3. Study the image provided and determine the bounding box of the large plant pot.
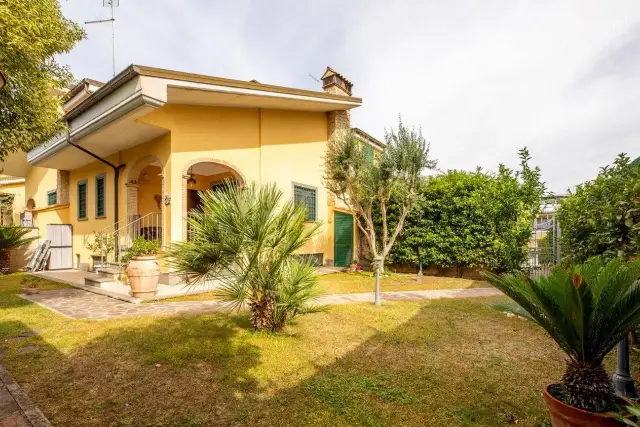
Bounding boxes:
[126,255,160,298]
[543,384,627,427]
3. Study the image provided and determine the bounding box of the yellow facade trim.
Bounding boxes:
[32,203,70,214]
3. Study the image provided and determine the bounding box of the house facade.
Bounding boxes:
[16,65,380,273]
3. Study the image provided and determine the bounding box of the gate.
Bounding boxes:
[46,224,73,270]
[526,217,560,277]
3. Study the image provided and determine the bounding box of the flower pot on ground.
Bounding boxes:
[123,237,161,298]
[483,257,640,427]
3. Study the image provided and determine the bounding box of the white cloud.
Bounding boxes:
[58,0,640,192]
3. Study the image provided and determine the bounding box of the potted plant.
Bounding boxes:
[483,257,640,427]
[85,232,115,271]
[122,237,161,298]
[349,259,361,272]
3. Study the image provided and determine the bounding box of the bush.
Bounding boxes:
[556,154,640,264]
[0,226,38,273]
[381,149,544,273]
[121,237,160,266]
[167,182,325,332]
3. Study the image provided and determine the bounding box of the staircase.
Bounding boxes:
[89,212,162,285]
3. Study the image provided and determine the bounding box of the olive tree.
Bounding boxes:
[324,117,437,272]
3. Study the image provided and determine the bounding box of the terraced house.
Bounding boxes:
[1,66,383,276]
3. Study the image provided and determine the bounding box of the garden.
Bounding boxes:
[1,123,640,427]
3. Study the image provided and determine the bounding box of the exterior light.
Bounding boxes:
[0,71,6,90]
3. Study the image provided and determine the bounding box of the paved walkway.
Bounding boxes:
[21,287,501,320]
[0,364,51,427]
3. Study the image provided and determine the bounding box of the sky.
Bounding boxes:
[56,0,640,194]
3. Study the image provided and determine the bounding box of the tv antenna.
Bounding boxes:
[85,0,119,77]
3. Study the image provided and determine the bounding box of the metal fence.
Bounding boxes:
[526,216,561,277]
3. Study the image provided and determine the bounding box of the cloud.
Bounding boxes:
[57,0,640,192]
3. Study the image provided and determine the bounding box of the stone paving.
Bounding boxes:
[0,364,51,427]
[22,287,502,320]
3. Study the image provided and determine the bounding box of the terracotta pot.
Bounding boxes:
[126,255,160,298]
[543,384,627,427]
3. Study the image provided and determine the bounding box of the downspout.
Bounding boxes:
[66,137,126,257]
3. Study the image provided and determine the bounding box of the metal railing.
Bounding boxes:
[95,212,162,269]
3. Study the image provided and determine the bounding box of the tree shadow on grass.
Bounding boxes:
[2,314,261,427]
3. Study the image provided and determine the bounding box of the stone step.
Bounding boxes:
[85,276,115,288]
[97,267,122,280]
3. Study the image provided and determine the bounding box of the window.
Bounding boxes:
[95,173,106,218]
[47,190,57,206]
[293,184,317,221]
[363,144,374,164]
[77,180,87,220]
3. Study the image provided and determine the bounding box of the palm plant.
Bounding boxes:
[484,257,640,413]
[168,182,325,332]
[0,226,38,273]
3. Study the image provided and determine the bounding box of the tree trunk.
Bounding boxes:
[562,360,615,412]
[249,295,274,331]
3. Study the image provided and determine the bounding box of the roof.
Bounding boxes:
[65,65,363,121]
[352,127,385,149]
[63,78,105,103]
[321,66,353,86]
[0,174,25,185]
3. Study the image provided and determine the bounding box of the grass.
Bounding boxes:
[0,273,636,426]
[158,271,491,303]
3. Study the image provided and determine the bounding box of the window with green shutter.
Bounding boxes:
[47,190,57,206]
[95,173,106,217]
[293,184,317,221]
[78,180,87,219]
[363,144,374,164]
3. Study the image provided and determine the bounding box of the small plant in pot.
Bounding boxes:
[85,232,115,271]
[483,257,640,427]
[122,237,161,298]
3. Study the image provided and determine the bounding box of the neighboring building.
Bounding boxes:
[0,174,26,225]
[15,65,380,273]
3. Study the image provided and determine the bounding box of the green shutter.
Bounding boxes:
[78,181,87,219]
[96,175,105,217]
[294,185,316,221]
[47,191,57,206]
[333,211,354,267]
[363,144,374,164]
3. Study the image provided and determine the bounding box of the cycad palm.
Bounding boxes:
[168,182,325,332]
[484,257,640,412]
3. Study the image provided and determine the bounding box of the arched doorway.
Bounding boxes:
[181,159,245,240]
[126,155,165,244]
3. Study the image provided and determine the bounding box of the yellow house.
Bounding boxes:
[19,65,382,277]
[0,174,26,225]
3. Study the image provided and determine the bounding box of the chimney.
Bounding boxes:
[323,66,352,151]
[321,66,353,96]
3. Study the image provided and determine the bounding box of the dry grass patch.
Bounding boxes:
[0,273,636,426]
[158,271,491,303]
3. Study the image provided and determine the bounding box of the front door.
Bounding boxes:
[46,224,73,270]
[333,211,354,267]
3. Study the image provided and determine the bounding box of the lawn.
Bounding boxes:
[159,271,491,303]
[0,273,635,426]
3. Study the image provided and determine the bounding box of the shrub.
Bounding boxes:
[382,149,544,273]
[556,153,640,264]
[121,237,160,266]
[0,226,38,273]
[167,182,325,332]
[484,257,640,412]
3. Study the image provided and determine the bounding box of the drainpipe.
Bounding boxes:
[67,139,126,258]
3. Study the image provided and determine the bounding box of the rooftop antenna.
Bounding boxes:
[85,0,119,77]
[308,74,320,83]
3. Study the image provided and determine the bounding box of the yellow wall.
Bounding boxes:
[25,103,351,268]
[25,167,58,211]
[137,165,163,217]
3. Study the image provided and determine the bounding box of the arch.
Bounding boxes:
[181,157,246,240]
[126,155,165,245]
[26,198,36,211]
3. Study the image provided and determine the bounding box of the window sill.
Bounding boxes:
[78,217,88,221]
[95,216,106,220]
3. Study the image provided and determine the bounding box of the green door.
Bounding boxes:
[334,211,354,267]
